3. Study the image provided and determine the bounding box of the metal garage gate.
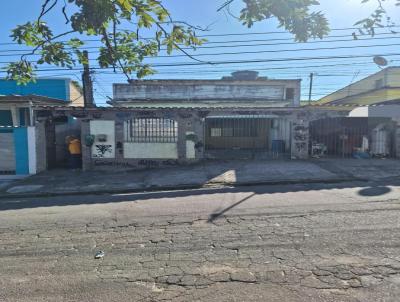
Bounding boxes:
[310,117,396,158]
[0,129,16,174]
[204,116,291,159]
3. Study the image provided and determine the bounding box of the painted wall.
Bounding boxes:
[13,127,29,175]
[0,79,70,101]
[350,105,400,118]
[186,132,196,159]
[0,126,45,175]
[90,120,115,158]
[69,82,84,106]
[27,126,37,175]
[387,68,400,87]
[319,67,400,104]
[124,142,178,159]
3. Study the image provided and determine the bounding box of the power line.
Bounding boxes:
[2,56,395,75]
[1,38,399,62]
[1,24,398,46]
[0,32,398,57]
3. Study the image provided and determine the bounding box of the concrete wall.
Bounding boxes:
[124,142,178,159]
[291,121,309,159]
[350,105,400,118]
[113,79,301,106]
[35,122,47,173]
[54,107,349,171]
[90,120,115,158]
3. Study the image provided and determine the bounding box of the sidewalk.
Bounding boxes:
[1,159,399,198]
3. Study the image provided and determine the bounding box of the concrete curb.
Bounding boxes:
[0,177,365,200]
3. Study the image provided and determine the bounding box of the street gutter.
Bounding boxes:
[0,177,365,200]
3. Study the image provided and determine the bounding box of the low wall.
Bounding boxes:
[50,107,351,171]
[124,142,178,159]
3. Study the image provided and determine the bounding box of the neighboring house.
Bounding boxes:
[0,79,84,175]
[0,78,84,126]
[317,66,400,106]
[0,95,68,127]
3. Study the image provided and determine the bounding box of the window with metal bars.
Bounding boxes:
[124,118,178,143]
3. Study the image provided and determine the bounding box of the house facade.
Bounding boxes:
[0,78,84,127]
[107,72,302,160]
[317,66,400,106]
[0,78,83,175]
[35,72,366,171]
[111,71,301,108]
[32,71,400,172]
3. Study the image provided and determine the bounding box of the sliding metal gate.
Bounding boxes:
[310,117,395,158]
[204,116,291,159]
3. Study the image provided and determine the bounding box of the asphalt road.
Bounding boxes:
[1,180,400,301]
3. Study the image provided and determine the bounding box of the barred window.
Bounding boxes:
[124,118,178,143]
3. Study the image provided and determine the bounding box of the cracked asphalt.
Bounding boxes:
[1,181,400,301]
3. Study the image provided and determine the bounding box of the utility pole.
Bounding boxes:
[308,72,314,105]
[82,50,95,108]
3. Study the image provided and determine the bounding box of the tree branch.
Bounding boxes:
[38,0,58,24]
[62,0,70,24]
[217,0,235,12]
[101,27,130,80]
[20,30,76,60]
[155,22,213,64]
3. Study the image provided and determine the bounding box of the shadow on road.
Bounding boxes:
[358,186,392,197]
[207,193,256,222]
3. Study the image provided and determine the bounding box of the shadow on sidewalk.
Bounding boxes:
[0,177,398,212]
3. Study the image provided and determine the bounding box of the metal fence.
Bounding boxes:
[310,117,395,158]
[124,118,178,143]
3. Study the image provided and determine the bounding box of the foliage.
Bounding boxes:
[353,0,399,37]
[6,0,400,84]
[218,0,329,42]
[7,0,206,84]
[220,0,398,40]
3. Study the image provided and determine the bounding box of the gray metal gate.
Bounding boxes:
[0,130,16,174]
[204,116,291,159]
[310,117,395,158]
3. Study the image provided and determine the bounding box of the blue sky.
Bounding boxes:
[0,0,399,104]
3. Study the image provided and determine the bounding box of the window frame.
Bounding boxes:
[124,118,178,143]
